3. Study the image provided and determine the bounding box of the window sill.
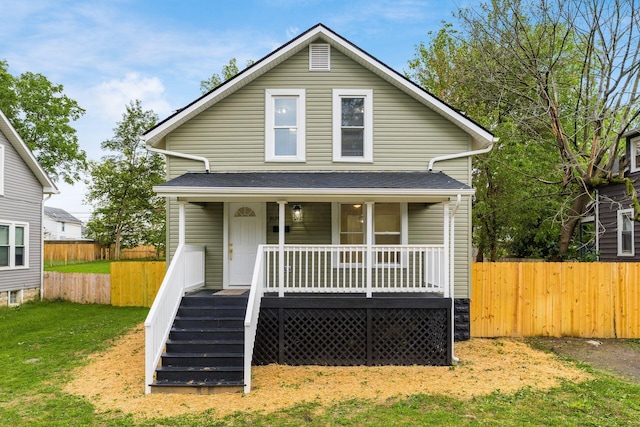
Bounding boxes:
[333,158,373,163]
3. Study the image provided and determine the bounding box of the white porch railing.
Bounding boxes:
[144,244,205,394]
[262,244,447,296]
[243,244,266,394]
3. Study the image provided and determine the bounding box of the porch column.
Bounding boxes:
[443,201,450,298]
[365,202,374,298]
[178,201,186,246]
[277,201,287,297]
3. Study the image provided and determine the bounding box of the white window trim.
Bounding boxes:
[0,144,5,196]
[617,208,635,257]
[331,202,407,267]
[0,220,29,270]
[332,89,373,163]
[265,89,306,162]
[631,136,640,173]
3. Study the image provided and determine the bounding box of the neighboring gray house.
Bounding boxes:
[43,206,83,240]
[595,129,640,261]
[0,108,58,306]
[142,24,496,394]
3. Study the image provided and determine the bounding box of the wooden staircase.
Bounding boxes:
[150,290,248,394]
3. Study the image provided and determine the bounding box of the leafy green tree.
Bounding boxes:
[410,0,640,259]
[85,100,165,260]
[200,57,254,94]
[0,60,87,184]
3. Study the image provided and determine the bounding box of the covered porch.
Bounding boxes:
[145,171,473,393]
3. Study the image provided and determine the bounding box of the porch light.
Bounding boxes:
[292,204,303,222]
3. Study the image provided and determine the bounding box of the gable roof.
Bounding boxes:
[0,108,58,194]
[143,23,496,150]
[44,206,82,224]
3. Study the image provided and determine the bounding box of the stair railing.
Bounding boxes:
[243,244,266,394]
[144,243,205,394]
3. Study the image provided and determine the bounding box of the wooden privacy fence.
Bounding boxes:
[43,272,111,304]
[110,261,166,307]
[43,261,166,307]
[471,262,640,339]
[44,242,161,265]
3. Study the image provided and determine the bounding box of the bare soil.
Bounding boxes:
[64,324,592,421]
[530,337,640,384]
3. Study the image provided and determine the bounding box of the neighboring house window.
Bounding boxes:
[617,209,635,256]
[61,222,66,232]
[0,221,28,268]
[332,89,373,162]
[631,136,640,173]
[265,89,306,162]
[0,144,4,196]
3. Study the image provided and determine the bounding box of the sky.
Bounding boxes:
[0,0,471,222]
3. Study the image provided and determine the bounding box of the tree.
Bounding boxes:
[200,57,254,94]
[84,100,165,260]
[408,24,564,261]
[410,0,640,258]
[0,60,87,184]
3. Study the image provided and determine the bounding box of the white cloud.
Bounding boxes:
[90,73,172,122]
[286,26,300,39]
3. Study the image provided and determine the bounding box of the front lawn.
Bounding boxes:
[1,301,639,426]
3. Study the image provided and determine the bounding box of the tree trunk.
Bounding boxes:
[114,228,122,261]
[557,192,592,257]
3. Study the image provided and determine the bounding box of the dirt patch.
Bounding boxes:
[530,337,640,384]
[64,325,591,421]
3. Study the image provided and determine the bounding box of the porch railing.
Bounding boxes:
[243,244,266,394]
[262,244,447,295]
[144,244,205,394]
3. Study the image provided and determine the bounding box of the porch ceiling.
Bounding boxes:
[154,171,474,202]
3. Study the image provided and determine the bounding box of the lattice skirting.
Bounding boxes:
[253,296,452,366]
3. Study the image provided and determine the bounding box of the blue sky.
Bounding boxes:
[0,0,470,220]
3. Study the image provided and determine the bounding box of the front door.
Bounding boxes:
[228,202,265,287]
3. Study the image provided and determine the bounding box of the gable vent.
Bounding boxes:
[309,44,330,71]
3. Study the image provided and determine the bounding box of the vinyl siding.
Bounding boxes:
[598,179,640,261]
[0,131,44,292]
[266,202,332,245]
[164,42,474,295]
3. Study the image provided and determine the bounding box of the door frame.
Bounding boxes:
[223,202,266,288]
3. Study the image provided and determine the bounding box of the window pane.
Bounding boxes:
[0,225,8,245]
[15,226,24,246]
[341,129,364,156]
[341,98,364,126]
[375,203,400,233]
[622,215,633,232]
[0,246,8,267]
[274,98,297,126]
[274,129,297,156]
[340,204,364,245]
[15,246,24,266]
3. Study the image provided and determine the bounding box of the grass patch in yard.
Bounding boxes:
[44,260,113,274]
[1,302,640,426]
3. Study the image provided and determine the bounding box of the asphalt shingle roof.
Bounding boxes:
[158,171,471,191]
[44,206,82,224]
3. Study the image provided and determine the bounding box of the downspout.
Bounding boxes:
[146,145,210,173]
[428,140,496,171]
[449,194,461,363]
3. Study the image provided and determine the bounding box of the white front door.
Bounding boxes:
[228,202,265,287]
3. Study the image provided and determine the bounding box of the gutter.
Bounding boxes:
[428,140,497,171]
[146,145,210,173]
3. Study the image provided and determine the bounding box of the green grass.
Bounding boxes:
[1,301,639,426]
[44,260,113,274]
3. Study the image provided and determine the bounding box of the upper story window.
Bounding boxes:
[0,221,28,269]
[631,136,640,173]
[617,209,635,256]
[333,89,373,162]
[265,89,306,162]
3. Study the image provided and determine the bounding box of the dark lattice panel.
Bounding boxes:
[284,308,367,365]
[253,303,451,367]
[252,309,279,365]
[371,308,448,365]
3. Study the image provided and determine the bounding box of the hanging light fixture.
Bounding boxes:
[291,204,303,222]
